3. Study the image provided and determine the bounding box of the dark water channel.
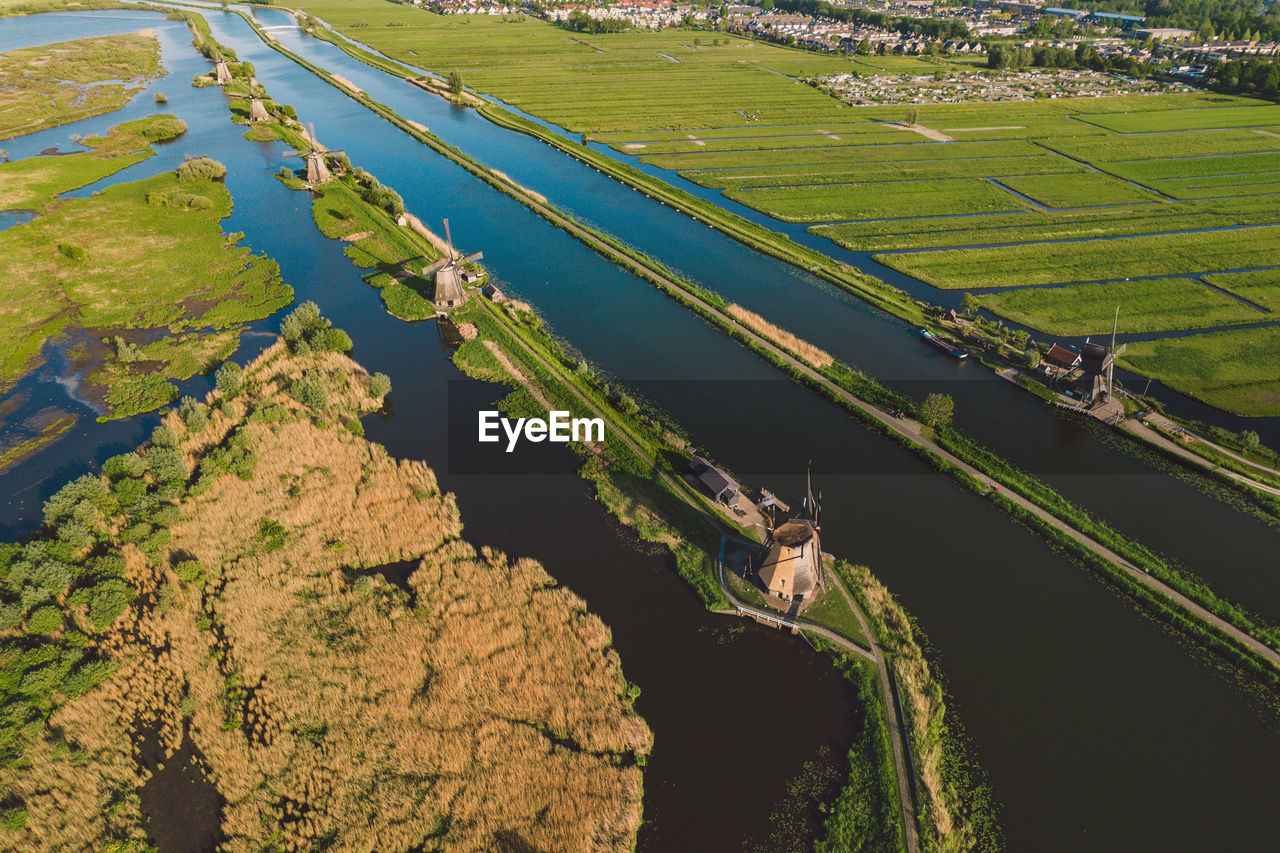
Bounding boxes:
[3,9,1280,851]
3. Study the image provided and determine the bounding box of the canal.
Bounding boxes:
[3,8,1280,851]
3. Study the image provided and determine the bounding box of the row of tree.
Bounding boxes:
[1052,0,1280,43]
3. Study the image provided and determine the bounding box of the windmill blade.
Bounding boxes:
[443,218,455,259]
[282,150,302,158]
[325,150,346,158]
[458,250,483,264]
[422,258,449,276]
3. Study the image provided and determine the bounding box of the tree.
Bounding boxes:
[906,106,919,125]
[919,393,954,429]
[1242,430,1261,453]
[1024,346,1041,369]
[216,361,243,396]
[960,291,980,315]
[448,71,464,96]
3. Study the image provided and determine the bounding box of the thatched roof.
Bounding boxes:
[773,519,814,547]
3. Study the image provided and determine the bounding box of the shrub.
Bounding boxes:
[323,328,353,353]
[102,453,145,480]
[176,156,227,182]
[147,446,187,484]
[215,360,243,396]
[43,474,109,530]
[369,372,391,398]
[0,603,24,631]
[291,370,329,410]
[87,580,132,628]
[151,425,177,448]
[178,396,209,432]
[56,243,85,261]
[174,560,203,583]
[153,92,168,104]
[26,606,62,634]
[60,660,115,699]
[141,115,185,141]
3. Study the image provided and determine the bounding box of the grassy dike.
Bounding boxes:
[192,4,1280,686]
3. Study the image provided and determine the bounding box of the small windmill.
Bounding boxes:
[213,58,232,85]
[245,90,271,123]
[422,218,483,309]
[283,123,343,185]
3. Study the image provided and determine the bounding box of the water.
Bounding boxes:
[4,9,1280,850]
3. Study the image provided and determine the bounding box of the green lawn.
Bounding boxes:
[802,585,868,646]
[1119,327,1280,417]
[0,32,161,139]
[975,278,1264,337]
[1077,104,1280,133]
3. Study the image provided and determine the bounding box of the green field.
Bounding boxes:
[731,177,1027,222]
[974,278,1265,337]
[0,32,160,139]
[996,172,1159,208]
[1119,327,1280,416]
[878,225,1280,289]
[1203,270,1280,312]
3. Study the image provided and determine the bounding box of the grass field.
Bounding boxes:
[974,278,1265,336]
[0,142,291,405]
[0,32,160,139]
[878,225,1280,289]
[1119,326,1280,416]
[1203,270,1280,312]
[730,177,1028,222]
[996,172,1159,208]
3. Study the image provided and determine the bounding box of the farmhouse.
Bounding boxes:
[1045,343,1081,370]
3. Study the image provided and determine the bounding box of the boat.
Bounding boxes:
[919,328,968,360]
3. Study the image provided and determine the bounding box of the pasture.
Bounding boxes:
[974,278,1263,337]
[1119,327,1280,417]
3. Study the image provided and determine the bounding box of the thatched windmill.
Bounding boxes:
[756,462,824,604]
[422,218,483,309]
[245,91,271,123]
[283,123,343,185]
[213,58,232,85]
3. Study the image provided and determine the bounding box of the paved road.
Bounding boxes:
[1126,414,1280,498]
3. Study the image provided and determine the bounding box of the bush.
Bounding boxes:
[369,372,391,398]
[26,606,62,634]
[57,243,85,261]
[176,156,227,182]
[141,115,186,141]
[173,560,203,583]
[291,370,329,410]
[60,660,115,699]
[323,328,353,353]
[153,92,168,104]
[178,396,209,432]
[87,580,132,629]
[43,475,109,530]
[102,453,146,481]
[146,446,187,484]
[151,424,177,448]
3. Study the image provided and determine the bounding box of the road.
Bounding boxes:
[1124,413,1280,498]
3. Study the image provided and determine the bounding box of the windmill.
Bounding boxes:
[245,90,271,123]
[756,461,824,604]
[1081,306,1126,403]
[283,123,343,185]
[803,460,824,587]
[421,218,483,309]
[213,58,232,85]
